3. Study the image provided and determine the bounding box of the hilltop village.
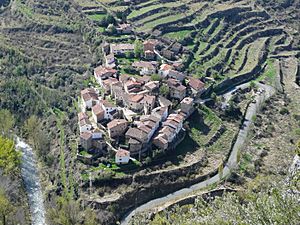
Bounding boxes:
[77,37,206,164]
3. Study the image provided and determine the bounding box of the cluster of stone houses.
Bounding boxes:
[78,38,206,164]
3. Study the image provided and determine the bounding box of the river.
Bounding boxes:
[16,138,47,225]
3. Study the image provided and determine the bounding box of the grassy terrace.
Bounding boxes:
[163,30,193,41]
[136,14,184,32]
[231,44,250,72]
[133,1,206,32]
[87,13,107,21]
[235,38,267,74]
[128,1,183,20]
[136,11,171,25]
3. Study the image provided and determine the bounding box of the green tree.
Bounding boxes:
[0,110,15,137]
[134,39,143,58]
[23,116,50,159]
[151,74,162,81]
[106,24,117,35]
[159,84,169,97]
[0,136,20,174]
[0,189,14,225]
[49,198,81,225]
[250,81,257,90]
[84,208,98,225]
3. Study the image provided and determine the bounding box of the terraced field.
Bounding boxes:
[103,0,298,90]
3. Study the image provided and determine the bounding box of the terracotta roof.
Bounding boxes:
[81,88,99,102]
[143,95,155,104]
[132,61,156,70]
[94,66,117,78]
[102,77,120,86]
[119,74,130,83]
[126,128,148,142]
[160,126,175,136]
[136,76,151,84]
[92,104,104,116]
[128,138,141,145]
[81,88,97,95]
[107,119,128,130]
[188,77,205,91]
[78,112,88,121]
[101,100,115,108]
[143,120,156,128]
[141,114,160,123]
[80,132,92,140]
[160,64,173,71]
[143,39,159,45]
[116,149,130,157]
[125,80,141,89]
[79,118,91,126]
[129,94,144,103]
[144,81,159,90]
[154,135,168,145]
[138,125,151,134]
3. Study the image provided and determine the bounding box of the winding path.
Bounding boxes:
[16,138,47,225]
[121,83,275,225]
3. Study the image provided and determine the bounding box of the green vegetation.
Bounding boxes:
[23,115,50,161]
[188,106,222,147]
[0,110,15,137]
[0,188,14,225]
[87,14,107,21]
[163,30,192,41]
[134,39,143,58]
[257,59,276,83]
[159,84,170,97]
[131,177,300,225]
[0,136,20,174]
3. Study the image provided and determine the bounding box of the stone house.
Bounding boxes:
[187,77,205,97]
[107,119,128,138]
[110,43,134,55]
[168,70,186,81]
[101,100,118,120]
[126,127,148,144]
[80,132,93,150]
[79,118,92,133]
[180,97,194,116]
[158,63,173,78]
[142,94,156,115]
[81,88,99,111]
[143,39,159,52]
[167,78,186,100]
[94,66,117,86]
[126,94,144,112]
[104,53,116,69]
[132,61,157,76]
[116,24,132,34]
[92,104,105,123]
[115,149,130,164]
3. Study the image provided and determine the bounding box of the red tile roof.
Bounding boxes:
[107,119,128,130]
[94,66,117,78]
[188,77,205,91]
[116,149,130,157]
[92,104,104,116]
